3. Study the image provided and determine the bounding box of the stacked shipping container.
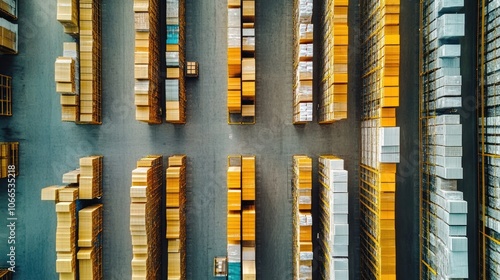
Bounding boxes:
[166,0,186,123]
[293,0,313,124]
[419,0,469,278]
[359,0,401,278]
[478,0,500,278]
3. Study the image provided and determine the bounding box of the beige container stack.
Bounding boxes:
[227,155,256,279]
[57,0,78,34]
[166,155,187,279]
[134,0,161,124]
[130,155,163,279]
[77,204,103,280]
[0,142,18,179]
[55,42,80,122]
[54,0,101,124]
[56,201,78,279]
[40,155,103,280]
[79,156,103,199]
[79,0,101,124]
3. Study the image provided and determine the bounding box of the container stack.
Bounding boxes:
[227,155,256,279]
[479,0,500,278]
[319,0,348,123]
[227,0,256,124]
[429,182,469,278]
[420,0,468,278]
[134,0,161,124]
[378,127,400,163]
[292,0,313,124]
[166,155,187,279]
[166,0,186,124]
[318,155,349,279]
[428,115,462,179]
[0,74,11,116]
[55,201,78,279]
[63,169,80,184]
[77,204,103,280]
[40,155,104,280]
[227,161,242,279]
[130,155,163,279]
[292,155,312,280]
[57,0,79,35]
[359,0,400,278]
[241,156,256,279]
[360,120,399,279]
[79,156,103,199]
[0,142,18,178]
[0,17,17,54]
[55,42,80,122]
[78,0,102,124]
[53,0,101,124]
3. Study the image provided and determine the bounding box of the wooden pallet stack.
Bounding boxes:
[293,0,313,124]
[227,155,256,279]
[41,155,103,280]
[292,155,312,280]
[57,0,78,34]
[134,0,161,124]
[166,155,187,279]
[227,0,256,124]
[0,74,11,116]
[319,0,348,123]
[130,155,163,279]
[318,155,349,279]
[0,142,18,178]
[166,0,186,123]
[78,0,101,124]
[55,42,80,122]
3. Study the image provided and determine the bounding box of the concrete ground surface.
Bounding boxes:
[0,0,480,279]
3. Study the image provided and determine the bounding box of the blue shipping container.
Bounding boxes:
[227,262,242,280]
[167,25,179,44]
